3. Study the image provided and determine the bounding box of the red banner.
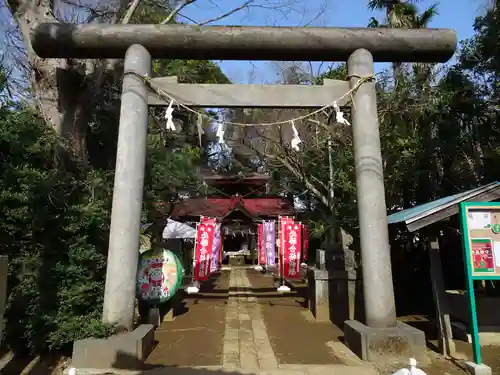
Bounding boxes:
[302,224,309,262]
[258,223,267,265]
[282,221,302,279]
[194,223,215,281]
[279,217,294,278]
[201,216,217,225]
[219,239,223,269]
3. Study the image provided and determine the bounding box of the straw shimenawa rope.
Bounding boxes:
[125,71,376,127]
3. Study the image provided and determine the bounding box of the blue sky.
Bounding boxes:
[0,0,488,86]
[182,0,487,83]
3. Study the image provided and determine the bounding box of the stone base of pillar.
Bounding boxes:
[71,324,155,370]
[464,361,492,375]
[344,320,427,364]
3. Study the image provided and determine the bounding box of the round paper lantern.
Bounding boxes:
[137,248,185,304]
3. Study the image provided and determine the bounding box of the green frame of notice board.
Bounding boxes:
[459,202,500,365]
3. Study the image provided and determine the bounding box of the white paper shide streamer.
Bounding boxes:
[333,101,350,126]
[290,120,302,151]
[216,122,225,145]
[196,114,204,147]
[165,99,176,131]
[158,88,354,151]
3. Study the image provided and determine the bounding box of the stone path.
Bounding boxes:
[60,268,472,375]
[248,271,350,365]
[222,268,278,370]
[215,268,376,375]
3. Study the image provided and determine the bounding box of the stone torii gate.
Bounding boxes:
[32,24,456,361]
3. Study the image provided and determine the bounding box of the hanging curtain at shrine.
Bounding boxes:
[162,219,196,239]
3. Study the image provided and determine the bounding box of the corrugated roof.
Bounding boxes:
[387,181,500,228]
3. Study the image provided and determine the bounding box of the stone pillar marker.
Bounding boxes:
[317,249,327,270]
[307,249,330,322]
[102,44,152,329]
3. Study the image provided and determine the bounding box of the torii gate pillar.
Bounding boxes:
[343,49,428,362]
[348,48,397,329]
[102,45,151,329]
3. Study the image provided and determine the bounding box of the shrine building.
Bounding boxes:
[165,170,294,266]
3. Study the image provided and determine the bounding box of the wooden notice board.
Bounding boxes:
[461,203,500,280]
[459,202,500,366]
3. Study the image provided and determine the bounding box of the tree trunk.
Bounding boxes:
[9,0,93,159]
[393,62,404,87]
[8,1,130,162]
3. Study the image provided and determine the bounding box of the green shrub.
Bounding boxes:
[0,105,117,353]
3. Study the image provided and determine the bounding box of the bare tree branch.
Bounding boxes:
[121,0,142,24]
[198,0,253,25]
[175,11,198,23]
[266,147,330,209]
[3,0,329,160]
[160,0,196,25]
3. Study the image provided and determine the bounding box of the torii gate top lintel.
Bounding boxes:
[32,23,457,63]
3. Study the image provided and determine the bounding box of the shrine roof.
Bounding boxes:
[168,196,293,219]
[387,181,500,232]
[200,169,271,186]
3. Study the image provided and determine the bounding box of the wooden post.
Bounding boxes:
[428,233,456,357]
[0,255,7,342]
